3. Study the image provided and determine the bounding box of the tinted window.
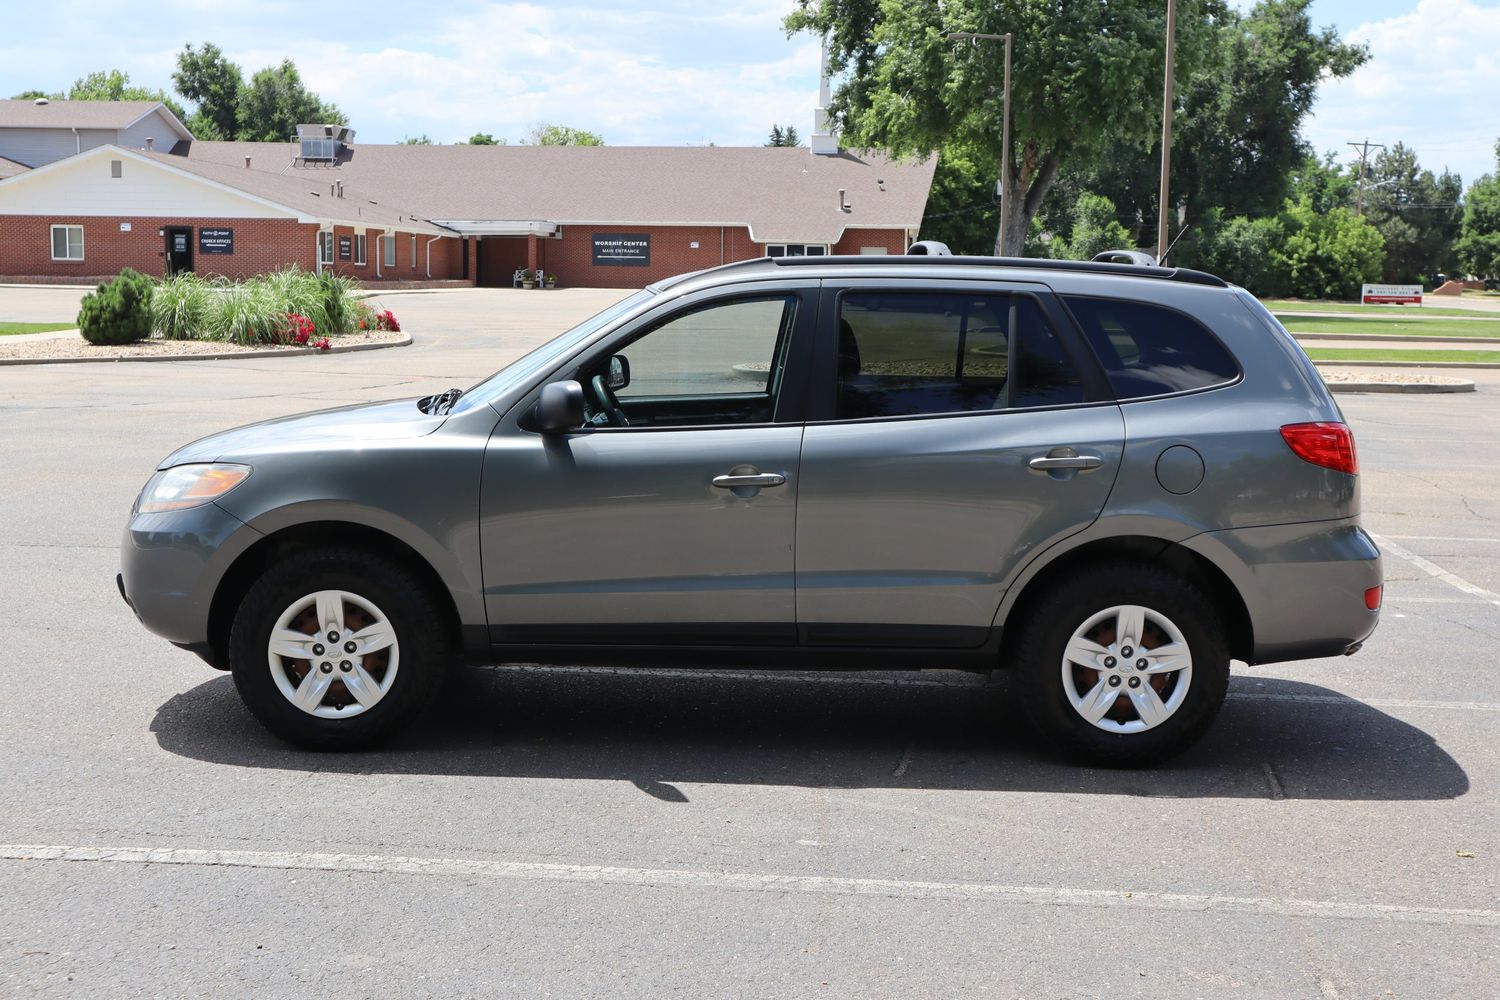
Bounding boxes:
[617,296,793,398]
[1063,296,1239,399]
[834,293,1084,419]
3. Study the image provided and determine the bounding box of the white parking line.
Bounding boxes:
[1373,534,1500,607]
[3,844,1496,928]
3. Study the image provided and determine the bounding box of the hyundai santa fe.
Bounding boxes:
[119,253,1382,765]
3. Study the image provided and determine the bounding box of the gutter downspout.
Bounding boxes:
[720,226,725,266]
[375,232,384,278]
[425,236,441,278]
[72,127,80,154]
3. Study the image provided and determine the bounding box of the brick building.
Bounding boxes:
[0,100,936,288]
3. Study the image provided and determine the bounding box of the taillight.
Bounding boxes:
[1280,422,1358,474]
[1365,586,1382,611]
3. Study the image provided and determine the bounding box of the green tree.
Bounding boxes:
[1173,209,1285,291]
[1270,196,1384,299]
[1456,144,1500,281]
[918,141,1000,254]
[1052,193,1136,261]
[237,60,345,142]
[466,132,503,145]
[1288,152,1358,214]
[10,89,58,100]
[172,43,244,141]
[65,69,187,123]
[1363,143,1463,284]
[1075,1,1365,246]
[399,134,435,145]
[524,123,603,146]
[766,124,802,147]
[787,0,1221,255]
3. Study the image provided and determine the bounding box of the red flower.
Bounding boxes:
[312,337,331,352]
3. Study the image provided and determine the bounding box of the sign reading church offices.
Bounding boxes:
[198,228,234,255]
[591,233,650,267]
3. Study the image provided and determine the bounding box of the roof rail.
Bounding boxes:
[769,254,1228,288]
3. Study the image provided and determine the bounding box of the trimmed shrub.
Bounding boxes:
[78,268,155,345]
[152,273,213,340]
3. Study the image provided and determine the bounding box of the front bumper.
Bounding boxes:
[1184,518,1382,665]
[118,502,261,647]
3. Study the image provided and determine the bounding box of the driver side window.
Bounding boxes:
[586,295,798,428]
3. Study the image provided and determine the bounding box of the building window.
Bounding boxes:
[318,231,334,264]
[110,160,122,179]
[764,244,828,258]
[383,235,396,267]
[354,234,367,265]
[50,225,84,261]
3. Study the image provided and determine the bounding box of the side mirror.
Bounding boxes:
[535,380,585,432]
[605,354,631,391]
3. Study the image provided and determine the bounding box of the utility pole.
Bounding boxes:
[1347,138,1386,216]
[1156,0,1178,264]
[946,31,1012,256]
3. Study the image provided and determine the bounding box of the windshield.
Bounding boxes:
[450,289,656,414]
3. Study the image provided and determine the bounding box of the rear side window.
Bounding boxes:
[1063,296,1239,399]
[834,293,1084,419]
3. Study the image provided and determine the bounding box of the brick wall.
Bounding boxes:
[521,225,910,288]
[321,225,468,282]
[0,215,315,281]
[832,229,908,255]
[535,225,758,288]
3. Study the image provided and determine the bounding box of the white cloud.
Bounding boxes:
[1304,0,1500,184]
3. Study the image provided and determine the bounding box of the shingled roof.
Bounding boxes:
[178,141,935,244]
[0,99,191,138]
[0,154,28,180]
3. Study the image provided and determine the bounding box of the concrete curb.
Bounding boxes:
[1326,380,1475,394]
[1295,332,1500,345]
[1312,359,1500,370]
[0,333,411,367]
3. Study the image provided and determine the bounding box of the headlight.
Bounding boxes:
[137,464,251,514]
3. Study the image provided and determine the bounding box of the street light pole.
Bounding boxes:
[946,31,1012,256]
[1156,0,1177,264]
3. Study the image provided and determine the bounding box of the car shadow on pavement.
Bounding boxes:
[150,666,1469,802]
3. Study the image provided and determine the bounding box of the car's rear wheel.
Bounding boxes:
[1012,563,1230,766]
[228,546,450,750]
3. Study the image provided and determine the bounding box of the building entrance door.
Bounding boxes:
[165,227,194,276]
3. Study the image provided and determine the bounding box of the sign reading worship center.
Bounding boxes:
[591,233,651,267]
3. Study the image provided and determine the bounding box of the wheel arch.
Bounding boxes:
[997,534,1253,666]
[205,520,467,670]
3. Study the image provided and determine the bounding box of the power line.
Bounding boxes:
[1347,138,1386,215]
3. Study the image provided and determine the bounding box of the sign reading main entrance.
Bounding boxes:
[591,233,650,267]
[198,228,234,255]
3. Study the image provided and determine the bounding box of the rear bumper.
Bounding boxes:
[1183,518,1381,665]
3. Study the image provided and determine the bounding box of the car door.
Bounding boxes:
[479,283,816,646]
[794,279,1125,647]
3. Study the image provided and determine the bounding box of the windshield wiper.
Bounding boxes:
[431,387,464,414]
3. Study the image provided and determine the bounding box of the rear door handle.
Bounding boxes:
[712,473,786,488]
[1028,451,1104,471]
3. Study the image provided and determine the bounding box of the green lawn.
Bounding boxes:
[1305,348,1500,364]
[1262,299,1490,318]
[0,321,76,336]
[1278,315,1500,338]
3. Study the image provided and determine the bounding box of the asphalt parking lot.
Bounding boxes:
[2,287,1498,998]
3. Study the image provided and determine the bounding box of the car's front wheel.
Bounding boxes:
[228,546,450,749]
[1012,564,1230,766]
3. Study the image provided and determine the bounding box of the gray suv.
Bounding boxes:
[119,255,1381,764]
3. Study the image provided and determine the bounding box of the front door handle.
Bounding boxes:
[712,472,786,489]
[1028,454,1103,471]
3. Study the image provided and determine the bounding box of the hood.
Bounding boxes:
[158,398,447,469]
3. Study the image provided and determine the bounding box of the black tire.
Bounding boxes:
[1011,562,1230,767]
[228,546,451,750]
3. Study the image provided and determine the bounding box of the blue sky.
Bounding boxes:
[3,1,1497,185]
